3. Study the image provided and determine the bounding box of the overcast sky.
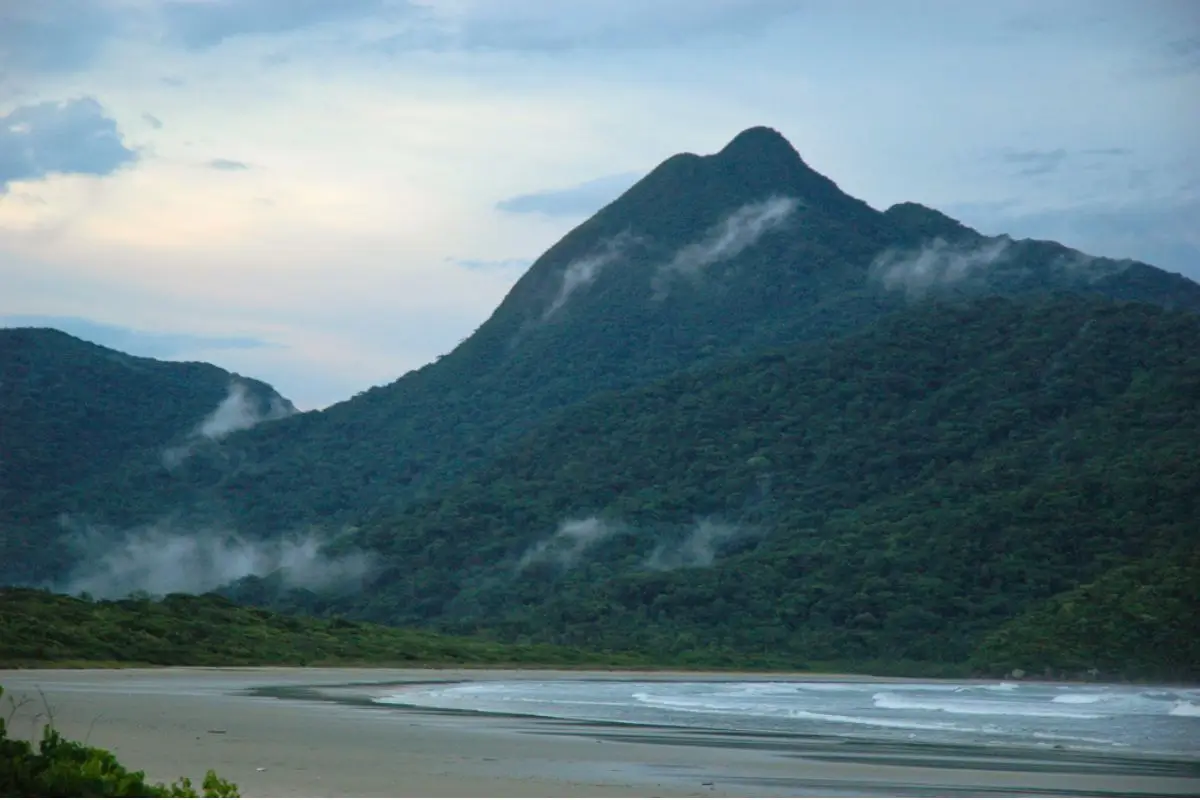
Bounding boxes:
[1,0,1197,409]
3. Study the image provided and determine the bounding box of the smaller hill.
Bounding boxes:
[971,546,1200,682]
[0,327,294,497]
[0,328,294,583]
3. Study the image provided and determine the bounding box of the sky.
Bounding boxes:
[1,0,1197,410]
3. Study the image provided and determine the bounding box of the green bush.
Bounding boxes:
[0,687,239,797]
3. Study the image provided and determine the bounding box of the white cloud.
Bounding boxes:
[653,196,799,297]
[518,517,619,570]
[871,237,1014,298]
[57,520,371,599]
[543,233,636,318]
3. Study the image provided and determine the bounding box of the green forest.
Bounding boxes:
[0,588,639,668]
[237,295,1200,679]
[3,127,1199,681]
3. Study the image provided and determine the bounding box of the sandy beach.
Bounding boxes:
[1,668,1197,797]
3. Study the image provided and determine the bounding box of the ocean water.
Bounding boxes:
[377,679,1200,758]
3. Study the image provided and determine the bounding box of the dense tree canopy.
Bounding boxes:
[0,588,632,668]
[4,127,1199,680]
[227,295,1200,679]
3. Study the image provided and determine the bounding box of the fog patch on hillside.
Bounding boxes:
[163,381,294,467]
[518,517,619,570]
[55,518,371,599]
[543,232,639,319]
[870,236,1013,298]
[645,519,757,570]
[1050,250,1135,284]
[653,195,799,298]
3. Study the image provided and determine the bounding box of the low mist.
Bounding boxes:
[518,517,619,570]
[653,195,799,298]
[1051,250,1134,283]
[871,236,1013,298]
[163,381,294,467]
[543,232,637,319]
[198,382,293,439]
[55,520,372,600]
[645,519,752,570]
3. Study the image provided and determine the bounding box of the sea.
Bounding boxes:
[377,678,1200,759]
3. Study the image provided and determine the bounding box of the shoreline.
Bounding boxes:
[2,667,1197,797]
[6,660,1196,690]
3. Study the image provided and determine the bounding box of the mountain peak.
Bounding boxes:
[716,126,801,164]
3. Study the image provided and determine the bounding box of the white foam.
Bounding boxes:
[1032,732,1120,746]
[632,692,973,732]
[1169,701,1200,718]
[1051,693,1113,704]
[787,709,969,732]
[872,692,1102,719]
[370,680,1195,758]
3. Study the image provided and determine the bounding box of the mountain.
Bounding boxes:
[229,293,1199,677]
[9,126,1198,557]
[4,127,1200,679]
[0,328,294,583]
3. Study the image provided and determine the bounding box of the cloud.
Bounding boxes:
[0,97,138,191]
[0,315,270,359]
[543,232,636,318]
[518,517,618,570]
[1081,147,1133,157]
[56,520,372,599]
[871,236,1014,299]
[496,172,641,217]
[142,113,164,129]
[1000,148,1068,177]
[207,158,250,171]
[0,1,122,77]
[161,0,402,50]
[947,195,1200,281]
[645,519,748,570]
[996,145,1135,178]
[0,0,407,81]
[382,0,804,54]
[450,257,532,272]
[163,382,295,467]
[1163,35,1200,74]
[652,195,799,297]
[197,382,293,440]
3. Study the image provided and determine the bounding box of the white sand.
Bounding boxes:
[2,668,1197,797]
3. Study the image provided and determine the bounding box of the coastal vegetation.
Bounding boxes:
[0,588,635,668]
[972,545,1200,681]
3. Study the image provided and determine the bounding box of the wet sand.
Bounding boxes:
[1,668,1197,797]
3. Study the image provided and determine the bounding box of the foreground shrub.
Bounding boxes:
[0,686,239,797]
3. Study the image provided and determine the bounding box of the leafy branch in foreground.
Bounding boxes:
[0,686,239,797]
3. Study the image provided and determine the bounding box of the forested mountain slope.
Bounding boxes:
[228,295,1200,676]
[972,544,1199,680]
[0,328,293,583]
[8,126,1199,572]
